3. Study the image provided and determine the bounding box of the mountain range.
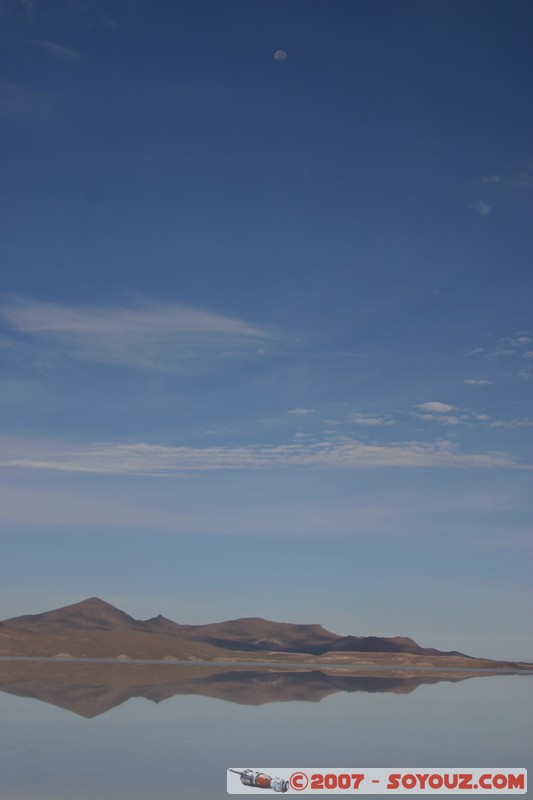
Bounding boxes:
[0,597,528,669]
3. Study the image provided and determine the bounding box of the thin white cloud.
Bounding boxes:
[287,407,314,415]
[512,162,533,190]
[415,413,463,426]
[488,418,533,429]
[481,163,533,191]
[517,367,532,380]
[472,200,491,215]
[347,413,396,427]
[480,335,533,362]
[416,402,454,413]
[496,335,533,352]
[465,335,533,383]
[413,404,495,428]
[464,379,491,385]
[0,435,528,475]
[0,297,274,371]
[37,40,80,61]
[414,405,533,430]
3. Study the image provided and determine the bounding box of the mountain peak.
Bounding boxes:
[68,597,111,607]
[73,597,120,610]
[4,597,151,634]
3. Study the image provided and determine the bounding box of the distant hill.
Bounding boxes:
[0,597,519,666]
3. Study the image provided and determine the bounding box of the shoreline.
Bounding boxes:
[1,655,531,674]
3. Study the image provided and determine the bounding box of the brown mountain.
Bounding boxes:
[0,597,524,667]
[1,599,220,660]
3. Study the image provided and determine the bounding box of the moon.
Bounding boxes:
[274,50,287,61]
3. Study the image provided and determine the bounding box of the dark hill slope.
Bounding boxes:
[181,617,342,654]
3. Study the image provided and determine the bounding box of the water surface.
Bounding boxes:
[0,665,530,799]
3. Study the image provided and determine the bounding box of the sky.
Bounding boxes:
[0,0,532,661]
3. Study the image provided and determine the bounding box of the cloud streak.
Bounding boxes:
[347,413,396,427]
[416,402,454,413]
[0,435,528,476]
[482,162,533,191]
[1,297,274,371]
[472,200,491,215]
[37,40,80,61]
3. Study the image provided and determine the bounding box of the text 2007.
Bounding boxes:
[311,774,365,790]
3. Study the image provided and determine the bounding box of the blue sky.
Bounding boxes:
[0,0,532,660]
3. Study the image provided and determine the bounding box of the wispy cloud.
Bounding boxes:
[466,335,533,381]
[0,297,274,371]
[488,418,533,429]
[413,404,530,430]
[347,413,396,427]
[0,435,528,475]
[472,200,491,215]
[332,401,515,433]
[464,379,491,386]
[287,407,314,416]
[493,335,533,355]
[482,162,533,191]
[517,367,533,380]
[413,403,493,428]
[483,174,502,184]
[37,40,80,61]
[513,162,533,189]
[416,402,454,413]
[414,414,464,426]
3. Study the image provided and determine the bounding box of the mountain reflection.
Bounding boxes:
[0,661,504,718]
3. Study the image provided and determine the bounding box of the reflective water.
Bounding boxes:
[0,665,531,799]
